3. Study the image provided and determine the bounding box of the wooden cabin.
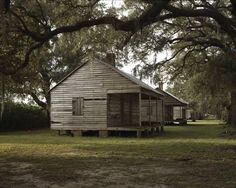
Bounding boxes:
[50,59,164,137]
[156,87,188,125]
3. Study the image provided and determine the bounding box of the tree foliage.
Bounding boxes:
[1,0,236,125]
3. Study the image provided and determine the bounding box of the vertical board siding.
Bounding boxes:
[165,105,173,121]
[141,100,163,122]
[173,106,183,120]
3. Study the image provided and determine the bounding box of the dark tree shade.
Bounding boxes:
[0,0,10,13]
[4,0,10,13]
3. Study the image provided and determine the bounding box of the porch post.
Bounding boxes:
[171,106,173,121]
[107,94,110,127]
[149,96,151,127]
[139,92,142,127]
[129,95,132,124]
[120,94,124,125]
[161,99,164,133]
[182,107,186,119]
[162,100,164,123]
[137,92,142,138]
[180,106,182,119]
[156,97,160,134]
[156,97,158,126]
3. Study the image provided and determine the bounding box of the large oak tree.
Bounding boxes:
[1,0,236,125]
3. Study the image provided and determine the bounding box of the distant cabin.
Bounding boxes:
[50,59,164,137]
[155,87,188,125]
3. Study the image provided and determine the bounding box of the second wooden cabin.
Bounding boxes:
[156,85,188,125]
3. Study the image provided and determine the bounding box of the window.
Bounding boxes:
[72,97,84,115]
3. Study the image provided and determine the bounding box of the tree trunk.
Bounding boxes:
[45,94,51,126]
[228,106,232,125]
[0,74,5,121]
[30,92,51,126]
[231,91,236,126]
[191,111,196,122]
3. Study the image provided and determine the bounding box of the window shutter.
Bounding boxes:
[72,97,84,115]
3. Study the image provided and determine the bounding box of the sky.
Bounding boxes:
[101,0,124,8]
[101,0,168,89]
[120,53,168,89]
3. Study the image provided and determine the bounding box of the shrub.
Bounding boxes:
[0,102,49,131]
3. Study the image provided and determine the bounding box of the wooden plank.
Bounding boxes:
[120,94,124,124]
[137,131,141,138]
[129,96,132,124]
[162,99,164,124]
[139,92,142,127]
[156,97,158,126]
[149,95,151,127]
[141,88,162,98]
[51,125,159,131]
[73,130,82,136]
[107,88,140,94]
[182,107,186,119]
[107,94,110,127]
[99,130,108,138]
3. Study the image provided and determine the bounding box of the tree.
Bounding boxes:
[0,74,5,120]
[166,68,231,122]
[8,34,88,122]
[117,1,236,125]
[0,0,10,13]
[1,0,236,125]
[0,0,122,118]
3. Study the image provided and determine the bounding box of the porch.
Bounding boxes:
[165,105,188,125]
[107,89,164,136]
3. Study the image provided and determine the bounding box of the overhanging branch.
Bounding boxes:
[11,0,171,42]
[2,42,44,75]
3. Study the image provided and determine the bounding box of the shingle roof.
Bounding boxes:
[155,87,188,106]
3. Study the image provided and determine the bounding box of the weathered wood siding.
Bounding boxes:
[173,106,184,120]
[157,100,163,122]
[165,105,173,121]
[51,61,138,130]
[165,106,187,121]
[162,94,185,106]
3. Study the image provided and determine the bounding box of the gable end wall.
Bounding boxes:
[50,60,139,130]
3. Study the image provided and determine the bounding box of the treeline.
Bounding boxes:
[0,102,48,131]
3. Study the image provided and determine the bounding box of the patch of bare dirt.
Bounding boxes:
[74,165,180,188]
[5,162,55,188]
[0,161,180,188]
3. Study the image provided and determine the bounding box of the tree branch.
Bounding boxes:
[30,92,47,109]
[12,0,171,42]
[3,42,44,75]
[166,4,236,40]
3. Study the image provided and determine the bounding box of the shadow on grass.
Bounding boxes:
[1,144,236,188]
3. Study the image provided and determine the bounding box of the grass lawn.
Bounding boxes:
[0,120,236,188]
